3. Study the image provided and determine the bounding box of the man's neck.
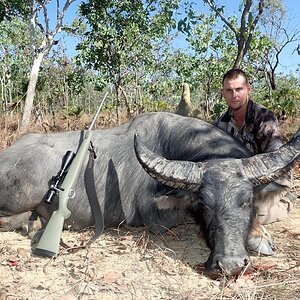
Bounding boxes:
[232,102,248,129]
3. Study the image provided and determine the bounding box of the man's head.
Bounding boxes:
[221,69,251,112]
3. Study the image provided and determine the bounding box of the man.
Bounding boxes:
[214,68,295,226]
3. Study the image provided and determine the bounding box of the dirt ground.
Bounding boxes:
[0,169,299,300]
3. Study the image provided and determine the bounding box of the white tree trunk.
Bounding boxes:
[19,0,75,132]
[20,51,45,132]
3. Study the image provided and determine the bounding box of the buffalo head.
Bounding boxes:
[133,127,300,277]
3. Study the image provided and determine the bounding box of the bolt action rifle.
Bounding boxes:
[34,93,108,258]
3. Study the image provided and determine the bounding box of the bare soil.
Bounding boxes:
[0,114,299,300]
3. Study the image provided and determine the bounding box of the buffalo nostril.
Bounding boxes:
[214,257,252,277]
[239,258,254,276]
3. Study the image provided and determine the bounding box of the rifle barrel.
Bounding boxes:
[88,92,108,131]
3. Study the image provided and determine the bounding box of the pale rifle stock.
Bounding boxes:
[34,93,108,257]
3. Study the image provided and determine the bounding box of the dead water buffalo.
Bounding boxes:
[0,112,299,276]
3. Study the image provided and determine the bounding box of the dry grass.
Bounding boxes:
[0,113,299,299]
[0,110,131,150]
[279,116,300,140]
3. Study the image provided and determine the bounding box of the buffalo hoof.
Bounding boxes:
[25,217,43,239]
[247,222,276,256]
[0,211,32,232]
[0,211,42,239]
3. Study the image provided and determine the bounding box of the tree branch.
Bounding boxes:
[205,0,238,37]
[244,0,264,55]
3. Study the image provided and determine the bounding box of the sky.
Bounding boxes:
[51,0,300,75]
[270,0,300,74]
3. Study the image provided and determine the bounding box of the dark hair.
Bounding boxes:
[222,68,249,85]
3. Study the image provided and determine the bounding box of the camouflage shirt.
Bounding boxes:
[214,100,283,155]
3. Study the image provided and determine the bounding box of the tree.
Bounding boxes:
[253,0,300,91]
[0,0,30,21]
[77,0,179,122]
[20,0,76,132]
[172,10,240,118]
[203,0,264,68]
[0,17,32,113]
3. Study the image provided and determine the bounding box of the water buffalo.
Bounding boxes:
[0,112,299,277]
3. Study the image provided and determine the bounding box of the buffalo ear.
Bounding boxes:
[154,190,196,210]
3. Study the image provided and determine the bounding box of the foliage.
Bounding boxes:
[252,72,300,116]
[0,13,103,118]
[0,0,30,22]
[35,48,105,116]
[76,0,180,115]
[0,17,33,111]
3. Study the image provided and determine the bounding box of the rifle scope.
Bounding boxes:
[44,150,76,204]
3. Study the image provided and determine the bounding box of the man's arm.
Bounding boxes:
[256,112,293,188]
[255,110,283,153]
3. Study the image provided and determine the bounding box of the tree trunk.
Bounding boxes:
[233,50,243,68]
[119,85,131,118]
[267,70,276,90]
[20,51,45,132]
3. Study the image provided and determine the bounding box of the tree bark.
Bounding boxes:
[20,51,45,132]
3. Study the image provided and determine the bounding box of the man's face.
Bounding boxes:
[221,75,251,111]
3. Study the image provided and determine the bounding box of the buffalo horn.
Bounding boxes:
[134,133,205,190]
[242,127,300,186]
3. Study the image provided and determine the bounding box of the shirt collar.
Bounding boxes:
[220,99,254,124]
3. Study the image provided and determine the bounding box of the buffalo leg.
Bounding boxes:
[0,211,32,231]
[0,211,42,237]
[246,219,276,256]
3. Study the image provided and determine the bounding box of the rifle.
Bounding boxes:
[34,93,108,258]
